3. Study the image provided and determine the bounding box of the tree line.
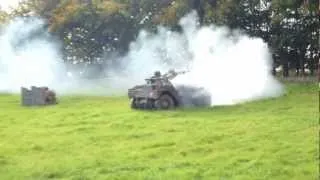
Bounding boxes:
[0,0,319,77]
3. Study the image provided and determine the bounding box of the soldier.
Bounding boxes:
[153,71,161,78]
[151,71,162,86]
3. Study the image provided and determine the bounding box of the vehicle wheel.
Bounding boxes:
[155,94,175,110]
[146,99,154,110]
[131,98,138,109]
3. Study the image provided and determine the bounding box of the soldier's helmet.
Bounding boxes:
[154,71,161,77]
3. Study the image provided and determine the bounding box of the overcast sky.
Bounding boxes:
[0,0,20,12]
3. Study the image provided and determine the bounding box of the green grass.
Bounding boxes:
[0,82,318,180]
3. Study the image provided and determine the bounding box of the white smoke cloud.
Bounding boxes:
[0,11,284,106]
[176,12,284,105]
[116,11,284,105]
[0,17,67,93]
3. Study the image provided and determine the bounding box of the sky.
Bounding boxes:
[0,0,20,12]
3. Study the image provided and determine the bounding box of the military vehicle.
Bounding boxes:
[21,86,57,106]
[128,70,211,110]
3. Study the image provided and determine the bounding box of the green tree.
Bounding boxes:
[0,9,9,24]
[3,0,318,77]
[270,0,319,76]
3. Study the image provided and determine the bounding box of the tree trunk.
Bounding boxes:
[272,66,276,76]
[317,58,320,82]
[271,54,277,76]
[281,51,289,77]
[310,57,315,76]
[283,63,289,77]
[190,0,205,25]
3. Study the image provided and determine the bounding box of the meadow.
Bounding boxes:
[0,82,318,180]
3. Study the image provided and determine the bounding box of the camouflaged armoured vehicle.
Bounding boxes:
[128,70,188,110]
[21,86,57,106]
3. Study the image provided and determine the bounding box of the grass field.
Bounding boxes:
[0,82,318,180]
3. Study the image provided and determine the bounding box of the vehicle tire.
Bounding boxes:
[131,98,138,109]
[155,94,175,110]
[146,99,154,110]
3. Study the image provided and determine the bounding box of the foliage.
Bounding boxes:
[0,83,317,179]
[0,0,319,76]
[0,9,8,24]
[154,0,190,27]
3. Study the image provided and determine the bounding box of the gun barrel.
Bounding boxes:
[177,70,188,74]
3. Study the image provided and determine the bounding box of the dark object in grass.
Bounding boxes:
[21,86,57,106]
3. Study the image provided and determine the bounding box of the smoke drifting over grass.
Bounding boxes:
[117,11,284,105]
[0,17,67,93]
[0,11,284,106]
